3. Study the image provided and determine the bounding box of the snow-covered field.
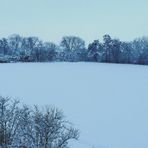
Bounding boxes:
[0,62,148,148]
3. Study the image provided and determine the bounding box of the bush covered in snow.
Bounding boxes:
[0,96,79,148]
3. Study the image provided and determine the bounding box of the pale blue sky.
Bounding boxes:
[0,0,148,44]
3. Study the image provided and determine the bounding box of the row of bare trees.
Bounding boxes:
[0,96,79,148]
[0,34,148,64]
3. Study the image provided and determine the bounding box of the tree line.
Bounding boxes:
[0,34,148,65]
[0,96,79,148]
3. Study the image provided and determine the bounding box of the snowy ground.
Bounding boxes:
[0,62,148,148]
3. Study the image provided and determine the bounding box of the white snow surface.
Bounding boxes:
[0,62,148,148]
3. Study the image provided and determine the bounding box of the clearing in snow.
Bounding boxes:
[0,62,148,148]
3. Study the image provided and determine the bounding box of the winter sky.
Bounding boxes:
[0,0,147,44]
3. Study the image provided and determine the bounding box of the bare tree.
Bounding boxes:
[32,106,79,148]
[60,36,85,61]
[0,38,9,56]
[0,96,20,147]
[61,36,85,51]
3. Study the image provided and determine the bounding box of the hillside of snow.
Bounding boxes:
[0,62,148,148]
